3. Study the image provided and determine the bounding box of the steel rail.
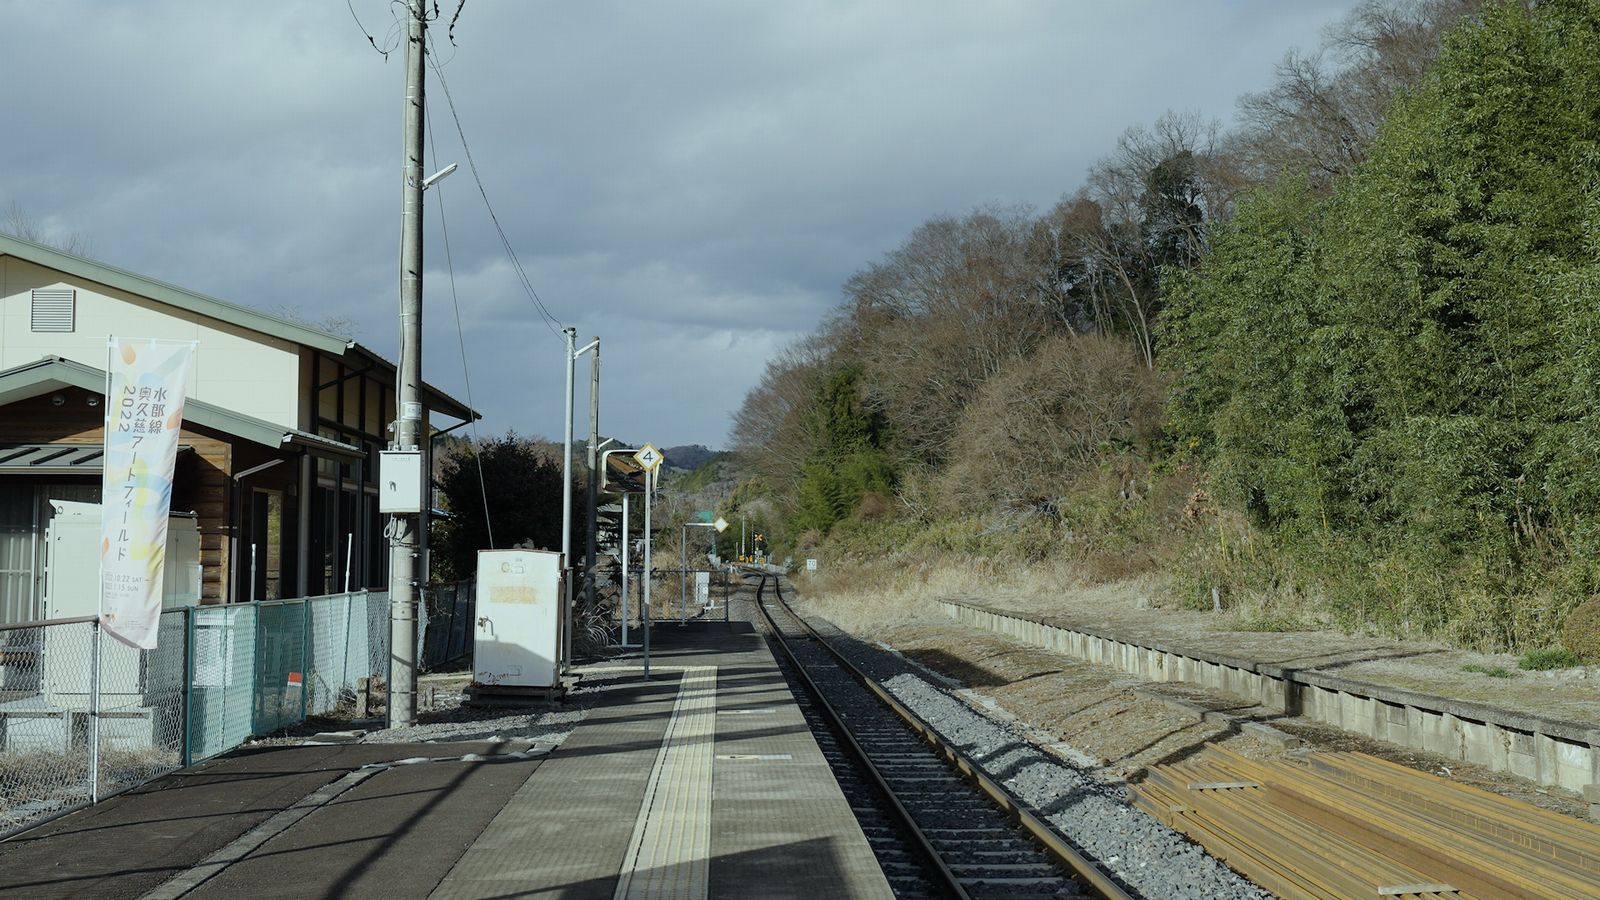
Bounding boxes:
[757,574,1132,900]
[754,576,969,899]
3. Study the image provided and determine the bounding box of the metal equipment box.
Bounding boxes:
[473,549,563,689]
[379,450,424,514]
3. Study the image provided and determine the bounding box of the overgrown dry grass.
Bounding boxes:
[792,532,1338,644]
[793,555,1182,638]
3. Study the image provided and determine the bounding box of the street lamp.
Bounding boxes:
[599,446,643,647]
[680,517,728,625]
[420,163,457,190]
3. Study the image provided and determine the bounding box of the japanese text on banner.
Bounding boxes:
[100,338,195,649]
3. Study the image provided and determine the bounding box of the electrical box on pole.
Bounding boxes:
[379,450,424,514]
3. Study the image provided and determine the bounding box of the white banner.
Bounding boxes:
[100,338,196,649]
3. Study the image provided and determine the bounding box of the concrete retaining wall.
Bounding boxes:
[940,600,1600,792]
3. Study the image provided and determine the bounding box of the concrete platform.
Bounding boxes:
[0,620,892,900]
[943,598,1600,792]
[433,620,893,900]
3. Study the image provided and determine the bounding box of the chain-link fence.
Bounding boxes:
[0,590,392,839]
[421,580,472,672]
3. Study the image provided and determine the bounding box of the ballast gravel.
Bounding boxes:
[784,599,1270,900]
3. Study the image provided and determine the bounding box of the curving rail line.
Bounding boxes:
[751,573,1130,900]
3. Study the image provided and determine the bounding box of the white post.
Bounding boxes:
[642,468,652,679]
[344,533,354,593]
[584,339,600,623]
[620,492,632,647]
[560,327,576,674]
[88,619,101,804]
[680,523,688,626]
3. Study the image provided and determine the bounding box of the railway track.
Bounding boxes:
[751,574,1128,900]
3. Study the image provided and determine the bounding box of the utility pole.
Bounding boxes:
[584,338,600,620]
[387,0,427,729]
[560,327,576,673]
[562,332,598,673]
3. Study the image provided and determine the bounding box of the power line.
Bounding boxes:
[444,0,467,46]
[424,33,566,339]
[346,0,402,58]
[426,96,496,549]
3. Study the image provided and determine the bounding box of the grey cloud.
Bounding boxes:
[3,0,1351,447]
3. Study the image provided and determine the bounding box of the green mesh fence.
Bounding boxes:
[184,591,388,758]
[306,593,388,716]
[252,600,309,735]
[186,604,256,761]
[3,591,393,838]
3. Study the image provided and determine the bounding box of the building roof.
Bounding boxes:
[0,233,478,421]
[0,443,106,473]
[0,356,365,461]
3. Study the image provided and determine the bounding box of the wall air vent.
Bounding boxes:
[30,288,75,333]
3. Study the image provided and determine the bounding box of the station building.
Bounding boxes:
[0,233,475,624]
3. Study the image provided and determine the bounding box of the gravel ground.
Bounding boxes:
[360,705,583,745]
[758,592,1271,900]
[355,669,658,745]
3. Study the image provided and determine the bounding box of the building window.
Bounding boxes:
[30,288,75,333]
[250,489,285,601]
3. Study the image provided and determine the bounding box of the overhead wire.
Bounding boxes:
[426,94,496,549]
[424,32,567,339]
[346,0,398,58]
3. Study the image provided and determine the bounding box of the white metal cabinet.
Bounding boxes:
[473,549,562,689]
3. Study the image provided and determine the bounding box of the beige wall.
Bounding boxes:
[0,257,301,427]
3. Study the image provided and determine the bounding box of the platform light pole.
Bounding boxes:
[561,332,599,674]
[680,518,727,625]
[584,344,602,623]
[600,446,640,647]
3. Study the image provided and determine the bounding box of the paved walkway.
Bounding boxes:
[0,621,891,900]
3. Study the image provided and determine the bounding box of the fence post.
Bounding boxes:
[300,599,311,723]
[182,607,195,766]
[252,602,264,735]
[88,618,101,804]
[341,592,353,705]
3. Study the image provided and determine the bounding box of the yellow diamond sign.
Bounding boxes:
[633,443,664,472]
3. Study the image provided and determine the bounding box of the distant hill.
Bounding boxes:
[662,444,717,470]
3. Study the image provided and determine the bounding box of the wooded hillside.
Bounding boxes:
[730,0,1600,654]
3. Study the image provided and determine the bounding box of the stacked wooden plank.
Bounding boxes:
[1131,746,1600,899]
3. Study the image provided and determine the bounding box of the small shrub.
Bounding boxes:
[1518,647,1581,671]
[853,491,890,521]
[1560,598,1600,662]
[1460,663,1514,678]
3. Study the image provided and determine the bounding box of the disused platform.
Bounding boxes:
[0,620,892,900]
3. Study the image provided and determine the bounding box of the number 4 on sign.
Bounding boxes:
[634,443,664,472]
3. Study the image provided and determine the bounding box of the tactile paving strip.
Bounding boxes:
[614,666,718,900]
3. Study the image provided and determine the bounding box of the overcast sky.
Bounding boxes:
[1,1,1352,450]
